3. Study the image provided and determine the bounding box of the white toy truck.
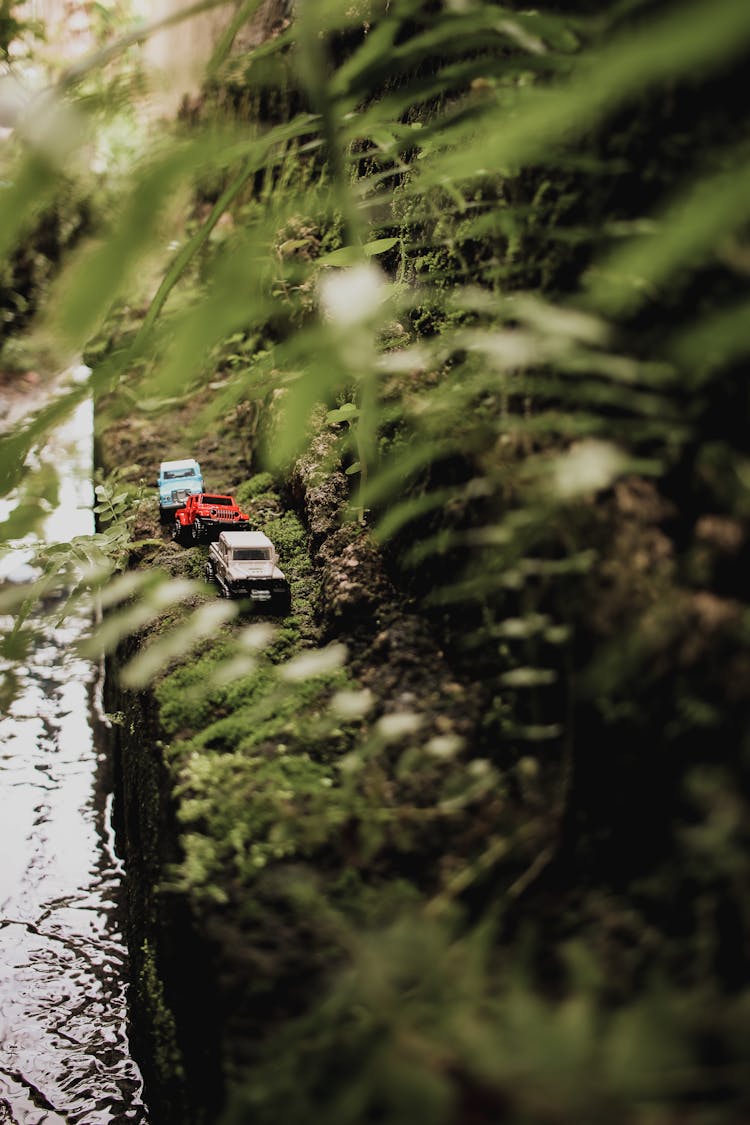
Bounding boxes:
[205,530,291,612]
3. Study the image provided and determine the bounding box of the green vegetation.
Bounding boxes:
[2,0,750,1121]
[137,938,186,1090]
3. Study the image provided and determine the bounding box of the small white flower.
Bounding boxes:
[426,734,463,760]
[330,688,374,719]
[280,643,348,682]
[239,622,276,651]
[471,329,540,369]
[551,440,626,500]
[318,263,388,327]
[376,711,423,742]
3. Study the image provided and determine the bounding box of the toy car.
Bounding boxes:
[171,493,250,544]
[157,458,204,520]
[204,531,291,612]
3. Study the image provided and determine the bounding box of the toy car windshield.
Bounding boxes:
[233,548,271,561]
[202,495,233,505]
[164,468,196,480]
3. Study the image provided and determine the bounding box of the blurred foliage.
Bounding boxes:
[0,1,43,63]
[2,0,750,1121]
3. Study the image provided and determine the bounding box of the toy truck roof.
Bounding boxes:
[220,531,273,550]
[160,458,200,472]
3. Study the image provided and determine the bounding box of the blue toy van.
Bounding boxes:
[157,458,204,520]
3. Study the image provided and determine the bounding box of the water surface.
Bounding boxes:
[0,388,148,1123]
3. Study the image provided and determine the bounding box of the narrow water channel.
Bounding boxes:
[0,381,149,1123]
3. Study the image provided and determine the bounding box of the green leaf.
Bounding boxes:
[418,0,750,186]
[318,237,398,268]
[120,600,238,688]
[588,159,750,315]
[500,667,558,687]
[0,499,46,540]
[326,402,359,424]
[0,382,88,494]
[318,245,361,267]
[669,295,750,384]
[364,237,399,258]
[79,577,198,657]
[0,153,59,262]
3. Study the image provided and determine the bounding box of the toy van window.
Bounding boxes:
[164,468,194,480]
[233,548,270,561]
[204,495,232,505]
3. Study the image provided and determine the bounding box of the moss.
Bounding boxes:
[160,643,355,894]
[155,636,238,734]
[125,477,358,901]
[136,938,185,1088]
[235,472,276,503]
[177,749,341,887]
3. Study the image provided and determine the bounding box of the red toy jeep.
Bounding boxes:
[171,493,250,544]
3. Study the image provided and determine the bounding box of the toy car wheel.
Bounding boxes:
[191,518,203,543]
[275,590,292,616]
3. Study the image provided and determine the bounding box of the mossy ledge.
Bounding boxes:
[104,637,224,1125]
[97,400,482,1121]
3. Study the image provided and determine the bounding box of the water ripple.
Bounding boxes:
[1,394,148,1123]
